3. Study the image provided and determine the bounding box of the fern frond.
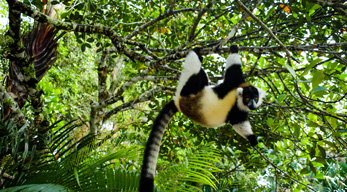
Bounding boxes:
[0,184,72,192]
[156,146,222,191]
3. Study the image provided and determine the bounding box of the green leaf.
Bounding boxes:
[310,4,322,11]
[1,184,72,192]
[266,118,274,126]
[301,58,322,77]
[313,86,327,92]
[316,172,324,179]
[338,129,347,133]
[156,146,221,191]
[87,37,95,43]
[294,124,301,138]
[277,94,287,103]
[292,11,298,18]
[74,167,81,187]
[51,1,60,5]
[324,140,337,150]
[307,121,319,127]
[267,7,276,17]
[313,86,328,96]
[317,145,326,158]
[81,44,86,52]
[283,62,297,79]
[312,71,324,89]
[31,0,43,10]
[309,142,316,158]
[81,43,91,52]
[300,167,310,174]
[84,43,92,48]
[309,161,317,175]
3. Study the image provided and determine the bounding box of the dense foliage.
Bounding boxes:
[0,0,346,191]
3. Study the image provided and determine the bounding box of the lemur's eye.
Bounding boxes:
[245,97,250,102]
[255,97,259,101]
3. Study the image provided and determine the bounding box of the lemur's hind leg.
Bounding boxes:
[223,45,245,89]
[180,68,208,97]
[176,48,209,97]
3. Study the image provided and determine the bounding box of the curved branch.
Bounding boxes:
[104,86,171,121]
[126,8,196,39]
[9,0,151,63]
[307,0,347,16]
[0,84,26,127]
[188,1,215,41]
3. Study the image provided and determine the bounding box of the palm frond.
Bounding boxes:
[24,145,141,191]
[0,184,72,192]
[156,146,222,192]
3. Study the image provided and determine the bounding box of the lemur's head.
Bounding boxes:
[237,85,266,111]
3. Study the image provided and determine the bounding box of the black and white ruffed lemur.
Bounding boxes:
[139,45,266,192]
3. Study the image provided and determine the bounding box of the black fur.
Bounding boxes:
[247,135,258,146]
[213,65,245,99]
[180,68,209,97]
[226,105,248,125]
[230,45,238,54]
[192,47,203,63]
[223,65,245,88]
[180,48,208,97]
[213,46,244,99]
[242,87,259,104]
[139,177,154,192]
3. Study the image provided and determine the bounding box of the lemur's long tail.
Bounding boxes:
[139,100,178,192]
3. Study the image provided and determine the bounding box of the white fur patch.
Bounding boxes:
[256,88,266,108]
[232,121,253,139]
[175,51,202,104]
[236,87,243,95]
[225,53,241,68]
[236,88,250,112]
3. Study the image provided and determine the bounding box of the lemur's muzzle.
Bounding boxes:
[248,99,256,110]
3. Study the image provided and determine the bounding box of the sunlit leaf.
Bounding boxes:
[312,71,325,89]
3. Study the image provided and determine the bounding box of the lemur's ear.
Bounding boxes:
[257,88,266,98]
[237,87,243,96]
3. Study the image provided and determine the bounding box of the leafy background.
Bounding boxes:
[0,0,346,191]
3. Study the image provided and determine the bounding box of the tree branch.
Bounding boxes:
[6,0,23,56]
[188,1,215,41]
[104,87,171,121]
[0,84,26,127]
[6,0,45,125]
[307,0,347,16]
[126,8,195,39]
[9,0,151,63]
